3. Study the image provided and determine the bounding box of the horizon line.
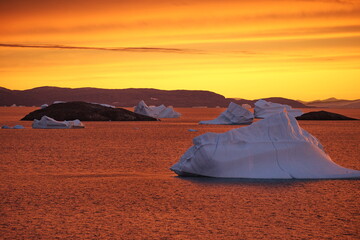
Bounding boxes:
[1,85,358,102]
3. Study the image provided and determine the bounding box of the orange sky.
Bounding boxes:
[0,0,359,100]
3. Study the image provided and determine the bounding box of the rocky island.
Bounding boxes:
[296,111,357,120]
[21,101,158,121]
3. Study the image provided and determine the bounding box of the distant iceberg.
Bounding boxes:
[171,111,360,179]
[91,103,116,108]
[241,104,252,110]
[188,129,199,132]
[32,116,84,129]
[254,99,302,119]
[51,101,116,109]
[2,125,24,129]
[134,100,181,118]
[199,102,253,125]
[53,101,65,104]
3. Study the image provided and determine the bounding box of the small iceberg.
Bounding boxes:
[134,100,181,118]
[188,129,198,132]
[241,104,252,110]
[2,125,25,129]
[254,99,302,119]
[171,111,360,179]
[53,101,65,104]
[199,102,253,125]
[32,116,85,129]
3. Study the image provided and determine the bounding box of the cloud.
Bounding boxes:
[0,43,198,54]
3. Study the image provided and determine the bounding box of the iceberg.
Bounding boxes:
[254,99,302,119]
[91,103,116,108]
[199,102,253,125]
[32,116,85,129]
[134,100,181,118]
[241,104,252,110]
[99,103,115,108]
[188,129,199,132]
[170,111,360,179]
[53,101,65,104]
[2,125,24,129]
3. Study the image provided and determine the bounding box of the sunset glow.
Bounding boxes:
[1,0,360,100]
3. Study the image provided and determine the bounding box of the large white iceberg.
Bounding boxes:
[32,116,85,129]
[170,111,360,179]
[199,102,253,125]
[134,100,181,118]
[254,99,302,119]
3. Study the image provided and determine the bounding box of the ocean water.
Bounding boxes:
[0,107,359,239]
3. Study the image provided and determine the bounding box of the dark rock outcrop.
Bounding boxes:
[21,101,158,121]
[296,111,357,120]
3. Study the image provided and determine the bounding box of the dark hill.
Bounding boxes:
[296,111,357,120]
[0,86,309,108]
[21,101,158,121]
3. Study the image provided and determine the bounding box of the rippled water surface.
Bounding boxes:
[1,107,359,239]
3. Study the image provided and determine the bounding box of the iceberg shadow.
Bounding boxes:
[173,175,359,187]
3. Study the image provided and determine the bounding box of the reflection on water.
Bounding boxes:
[0,107,359,239]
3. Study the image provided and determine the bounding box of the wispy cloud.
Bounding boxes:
[0,43,199,54]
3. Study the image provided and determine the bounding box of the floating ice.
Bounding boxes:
[171,111,360,179]
[134,100,181,118]
[254,99,302,119]
[199,102,253,125]
[241,104,252,109]
[2,125,24,129]
[32,116,84,129]
[53,101,65,104]
[91,103,116,108]
[188,129,198,132]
